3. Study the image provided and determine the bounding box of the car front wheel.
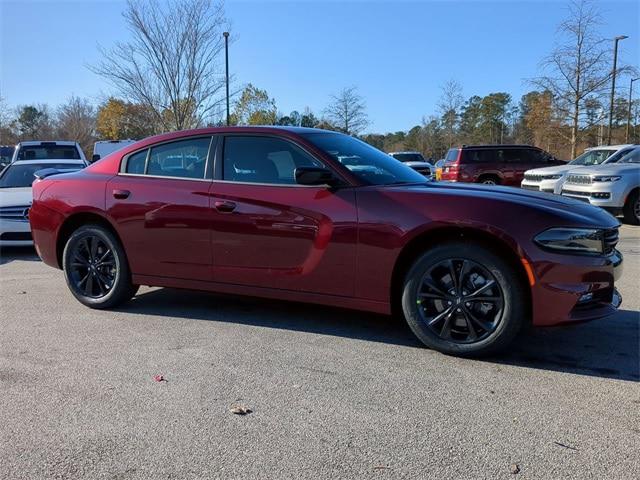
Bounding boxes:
[623,190,640,225]
[401,242,527,357]
[62,224,138,309]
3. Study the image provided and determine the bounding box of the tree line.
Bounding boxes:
[0,0,638,161]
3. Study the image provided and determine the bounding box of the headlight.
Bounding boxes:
[534,228,603,254]
[592,175,621,182]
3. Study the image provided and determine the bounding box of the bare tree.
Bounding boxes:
[324,86,369,136]
[437,79,464,148]
[532,0,627,158]
[57,96,96,155]
[90,0,228,132]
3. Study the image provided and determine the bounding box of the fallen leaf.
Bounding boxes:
[153,374,166,382]
[510,464,520,474]
[230,405,252,415]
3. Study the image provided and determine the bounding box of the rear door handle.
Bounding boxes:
[112,189,130,199]
[214,200,236,213]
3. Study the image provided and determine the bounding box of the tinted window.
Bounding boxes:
[301,132,427,185]
[17,144,81,160]
[619,148,640,163]
[392,153,425,163]
[0,146,14,163]
[223,136,322,184]
[526,149,550,163]
[464,149,496,163]
[445,149,459,162]
[502,149,529,163]
[147,138,210,179]
[125,150,148,174]
[0,162,83,188]
[604,148,633,164]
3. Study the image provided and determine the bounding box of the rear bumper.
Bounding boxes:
[28,200,64,268]
[531,249,623,326]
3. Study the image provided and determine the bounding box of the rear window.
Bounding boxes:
[17,144,81,160]
[445,149,459,163]
[392,153,424,163]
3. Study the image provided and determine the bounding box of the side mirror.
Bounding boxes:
[92,154,101,162]
[295,166,338,186]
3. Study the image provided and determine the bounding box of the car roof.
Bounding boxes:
[11,159,85,165]
[455,144,539,149]
[17,140,79,146]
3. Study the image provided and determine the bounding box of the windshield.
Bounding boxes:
[570,149,615,166]
[618,149,640,164]
[302,133,427,185]
[0,163,83,188]
[17,144,81,161]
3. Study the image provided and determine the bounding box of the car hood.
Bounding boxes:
[388,181,619,228]
[0,187,32,207]
[566,163,640,176]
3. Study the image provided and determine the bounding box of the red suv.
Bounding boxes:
[440,145,564,186]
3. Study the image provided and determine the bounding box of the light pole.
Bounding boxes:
[607,35,628,145]
[626,77,639,143]
[223,31,230,126]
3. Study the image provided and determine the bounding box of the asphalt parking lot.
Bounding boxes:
[1,226,638,480]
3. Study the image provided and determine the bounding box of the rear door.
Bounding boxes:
[209,134,358,296]
[106,136,215,281]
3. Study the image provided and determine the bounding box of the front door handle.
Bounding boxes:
[112,189,130,199]
[214,200,236,213]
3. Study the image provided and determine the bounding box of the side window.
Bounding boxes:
[146,137,210,179]
[606,148,631,164]
[126,149,148,174]
[503,149,527,163]
[223,136,322,185]
[465,149,496,163]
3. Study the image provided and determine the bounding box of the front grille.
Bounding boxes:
[524,173,543,182]
[521,184,539,191]
[0,205,31,221]
[413,168,432,176]
[566,174,592,185]
[0,231,32,241]
[603,227,619,255]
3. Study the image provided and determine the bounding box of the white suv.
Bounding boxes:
[561,147,640,224]
[521,144,635,194]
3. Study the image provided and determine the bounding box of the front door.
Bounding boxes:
[106,136,215,281]
[210,135,358,296]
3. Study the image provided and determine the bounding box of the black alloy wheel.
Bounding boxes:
[63,225,138,308]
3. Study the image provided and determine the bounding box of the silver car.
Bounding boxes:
[521,144,636,194]
[388,151,434,179]
[560,147,640,224]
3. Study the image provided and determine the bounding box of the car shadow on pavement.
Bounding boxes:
[0,247,40,265]
[120,288,639,382]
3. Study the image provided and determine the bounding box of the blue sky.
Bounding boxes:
[1,0,638,133]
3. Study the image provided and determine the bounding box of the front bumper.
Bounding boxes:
[521,178,562,194]
[0,219,33,246]
[560,181,626,209]
[531,248,623,326]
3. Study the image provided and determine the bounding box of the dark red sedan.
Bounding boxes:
[29,127,623,356]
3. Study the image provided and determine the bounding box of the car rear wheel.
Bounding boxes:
[623,190,640,225]
[479,176,499,185]
[401,242,527,357]
[63,224,138,309]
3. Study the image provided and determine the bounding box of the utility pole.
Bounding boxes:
[223,32,230,126]
[626,77,639,143]
[608,35,628,145]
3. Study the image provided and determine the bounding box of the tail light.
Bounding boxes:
[443,149,462,180]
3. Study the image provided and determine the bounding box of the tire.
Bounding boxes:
[478,176,500,185]
[401,242,527,357]
[623,190,640,225]
[62,224,138,309]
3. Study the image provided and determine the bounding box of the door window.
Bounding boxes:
[223,136,323,185]
[125,149,148,174]
[147,137,211,179]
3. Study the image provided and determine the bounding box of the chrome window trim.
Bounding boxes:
[116,172,212,183]
[209,179,338,188]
